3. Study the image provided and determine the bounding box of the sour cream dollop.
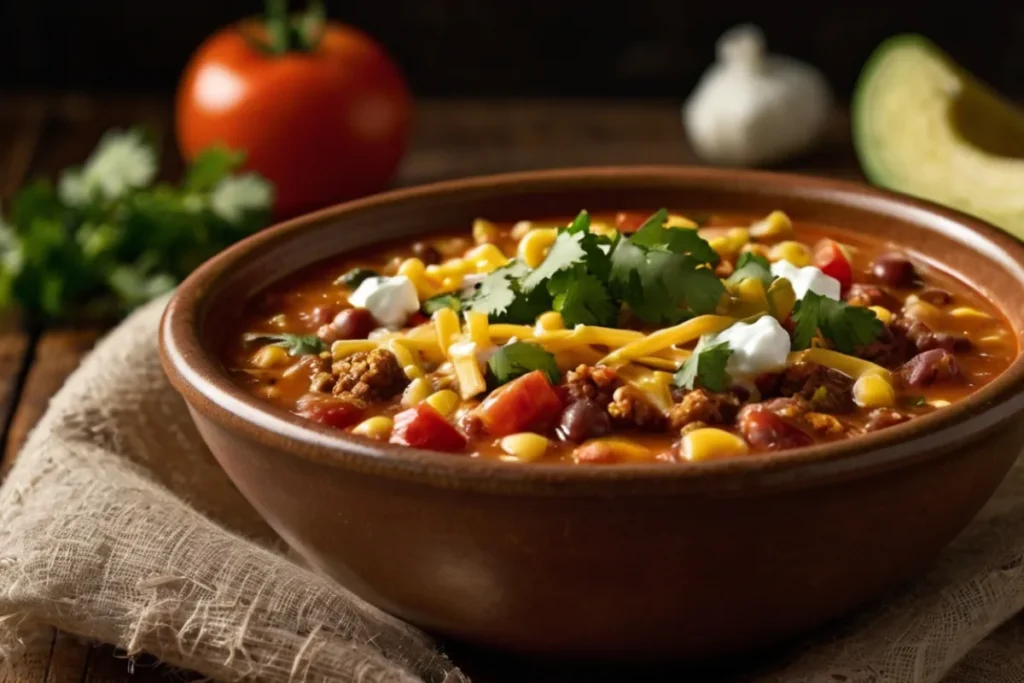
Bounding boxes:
[714,315,791,377]
[770,261,841,301]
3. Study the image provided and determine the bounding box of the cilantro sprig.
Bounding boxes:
[487,341,561,386]
[0,128,273,322]
[243,332,326,356]
[791,292,884,353]
[608,209,725,324]
[674,337,733,393]
[727,251,774,288]
[452,208,723,328]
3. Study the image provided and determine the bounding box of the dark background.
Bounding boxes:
[1,1,1021,99]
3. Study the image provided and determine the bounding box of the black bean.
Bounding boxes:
[412,241,442,265]
[557,399,612,442]
[871,252,919,288]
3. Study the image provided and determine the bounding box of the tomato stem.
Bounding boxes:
[262,0,325,54]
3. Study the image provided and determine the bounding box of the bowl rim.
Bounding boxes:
[159,165,1024,495]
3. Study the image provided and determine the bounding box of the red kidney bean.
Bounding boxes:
[309,305,338,327]
[331,308,377,339]
[871,252,919,288]
[737,407,813,451]
[895,349,961,388]
[557,399,612,442]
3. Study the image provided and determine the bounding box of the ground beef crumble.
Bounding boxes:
[607,386,666,430]
[668,389,740,431]
[319,348,408,402]
[565,364,620,408]
[776,362,855,413]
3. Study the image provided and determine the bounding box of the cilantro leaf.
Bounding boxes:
[727,251,774,288]
[564,210,591,234]
[736,252,771,270]
[674,338,733,393]
[630,208,719,264]
[243,332,327,356]
[520,230,587,292]
[464,260,550,323]
[548,269,617,327]
[790,292,884,353]
[488,341,560,386]
[337,267,379,288]
[422,293,462,315]
[609,243,725,324]
[904,395,928,407]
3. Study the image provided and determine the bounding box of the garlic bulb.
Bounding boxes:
[683,24,833,167]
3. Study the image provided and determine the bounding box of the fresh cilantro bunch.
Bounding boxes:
[608,208,725,324]
[437,208,726,327]
[0,128,273,322]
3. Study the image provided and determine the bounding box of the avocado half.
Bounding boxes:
[852,34,1024,240]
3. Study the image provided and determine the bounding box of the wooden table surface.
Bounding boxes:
[0,94,864,683]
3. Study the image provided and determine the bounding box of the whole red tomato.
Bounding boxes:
[176,3,412,219]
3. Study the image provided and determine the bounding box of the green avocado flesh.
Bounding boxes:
[852,34,1024,239]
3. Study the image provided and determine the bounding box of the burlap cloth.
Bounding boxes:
[1,295,1024,682]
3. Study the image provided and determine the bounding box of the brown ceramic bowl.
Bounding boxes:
[160,167,1024,659]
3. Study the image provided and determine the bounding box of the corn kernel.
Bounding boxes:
[251,344,289,368]
[949,307,991,321]
[472,218,501,245]
[425,389,460,417]
[708,236,731,259]
[441,275,463,291]
[853,374,896,409]
[535,311,565,332]
[727,227,751,250]
[767,278,796,321]
[768,240,813,267]
[869,306,893,325]
[666,213,699,229]
[352,416,394,440]
[500,433,550,462]
[750,210,794,240]
[518,228,558,268]
[466,243,509,272]
[402,377,432,408]
[680,428,750,462]
[740,243,771,258]
[510,220,534,240]
[398,257,438,299]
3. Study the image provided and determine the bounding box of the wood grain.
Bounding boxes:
[0,96,867,683]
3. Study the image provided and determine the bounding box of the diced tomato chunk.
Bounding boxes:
[477,370,564,437]
[297,394,365,430]
[813,239,853,293]
[406,311,429,327]
[390,404,467,452]
[615,211,650,233]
